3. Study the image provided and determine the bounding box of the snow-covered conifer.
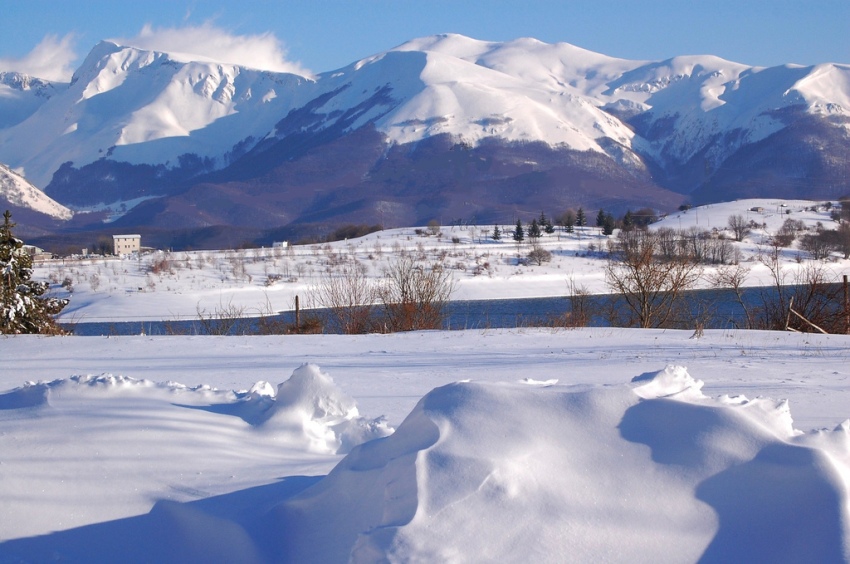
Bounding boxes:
[0,211,68,334]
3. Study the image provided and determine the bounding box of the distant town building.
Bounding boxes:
[113,235,141,255]
[272,241,289,248]
[17,245,52,261]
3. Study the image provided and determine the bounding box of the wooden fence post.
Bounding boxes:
[295,295,300,332]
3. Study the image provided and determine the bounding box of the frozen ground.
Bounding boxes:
[4,198,850,562]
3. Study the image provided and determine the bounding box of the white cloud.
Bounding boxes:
[0,34,77,82]
[115,22,313,77]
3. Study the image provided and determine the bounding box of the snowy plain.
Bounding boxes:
[41,198,850,324]
[3,199,850,562]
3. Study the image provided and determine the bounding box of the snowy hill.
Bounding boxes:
[0,34,848,239]
[0,163,72,220]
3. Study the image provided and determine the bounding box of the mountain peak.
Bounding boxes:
[70,40,124,84]
[0,71,59,93]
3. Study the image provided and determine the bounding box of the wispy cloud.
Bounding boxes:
[115,22,312,77]
[0,34,78,82]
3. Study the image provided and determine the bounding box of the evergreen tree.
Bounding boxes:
[528,218,541,239]
[561,209,576,234]
[596,208,606,228]
[0,211,68,334]
[492,224,502,241]
[602,213,617,236]
[576,208,586,227]
[564,214,575,234]
[544,217,555,234]
[622,210,634,231]
[513,219,525,242]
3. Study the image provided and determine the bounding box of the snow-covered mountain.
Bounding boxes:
[0,34,848,243]
[0,163,72,220]
[0,71,61,129]
[0,41,311,190]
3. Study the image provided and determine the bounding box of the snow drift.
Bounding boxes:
[0,364,390,542]
[4,363,849,563]
[268,365,850,562]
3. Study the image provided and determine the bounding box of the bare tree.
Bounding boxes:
[835,223,850,259]
[313,262,377,334]
[800,231,834,260]
[728,214,750,242]
[708,264,753,329]
[377,255,455,332]
[605,231,702,328]
[803,223,850,260]
[564,277,592,327]
[773,218,805,247]
[754,244,846,332]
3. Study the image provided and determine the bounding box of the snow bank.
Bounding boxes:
[267,366,850,563]
[259,363,392,454]
[3,361,849,562]
[0,364,390,541]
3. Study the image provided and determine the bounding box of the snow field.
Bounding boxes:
[5,198,850,561]
[2,329,850,561]
[34,198,850,325]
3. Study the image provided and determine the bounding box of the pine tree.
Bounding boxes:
[528,218,541,239]
[539,211,553,234]
[622,210,634,231]
[492,224,502,241]
[513,219,525,242]
[0,211,68,334]
[576,208,586,227]
[565,214,575,234]
[602,213,617,236]
[596,208,606,228]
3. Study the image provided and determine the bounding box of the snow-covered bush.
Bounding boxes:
[0,211,68,334]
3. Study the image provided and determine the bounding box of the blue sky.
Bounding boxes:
[1,0,847,81]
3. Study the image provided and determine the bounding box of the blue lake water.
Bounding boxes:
[63,288,767,336]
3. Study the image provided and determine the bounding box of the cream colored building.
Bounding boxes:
[113,235,141,255]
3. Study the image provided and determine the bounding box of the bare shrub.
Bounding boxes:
[377,255,455,332]
[149,253,173,275]
[753,245,847,332]
[265,274,283,286]
[564,278,592,327]
[313,263,377,334]
[195,301,252,335]
[527,240,552,266]
[605,230,702,328]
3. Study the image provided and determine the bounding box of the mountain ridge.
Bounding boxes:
[0,33,848,248]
